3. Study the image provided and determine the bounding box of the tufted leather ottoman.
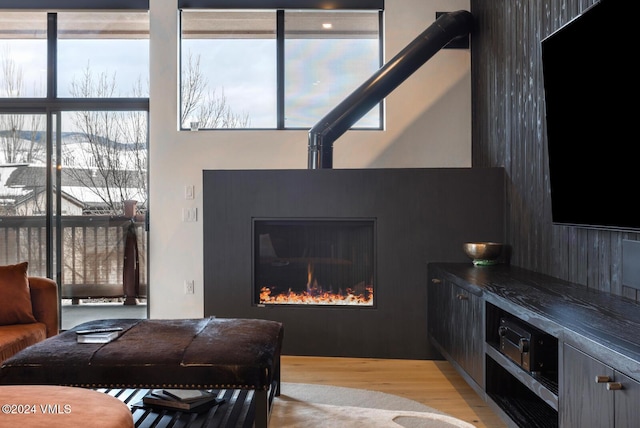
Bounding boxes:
[0,318,284,428]
[0,385,134,427]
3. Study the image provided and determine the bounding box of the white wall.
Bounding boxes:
[148,0,471,318]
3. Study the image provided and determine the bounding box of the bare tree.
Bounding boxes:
[181,51,250,129]
[119,77,148,210]
[0,45,45,165]
[66,63,147,215]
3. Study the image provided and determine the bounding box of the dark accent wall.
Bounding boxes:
[470,0,640,301]
[203,168,505,359]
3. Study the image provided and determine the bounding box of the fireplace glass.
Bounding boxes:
[254,219,374,306]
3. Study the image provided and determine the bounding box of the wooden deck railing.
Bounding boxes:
[0,215,147,304]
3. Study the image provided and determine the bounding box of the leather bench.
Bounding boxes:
[0,317,284,428]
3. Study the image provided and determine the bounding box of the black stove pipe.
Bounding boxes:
[307,10,473,169]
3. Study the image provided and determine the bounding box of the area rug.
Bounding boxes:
[270,382,476,428]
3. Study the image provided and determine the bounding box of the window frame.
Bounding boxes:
[179,1,382,10]
[0,8,150,112]
[2,1,148,9]
[0,5,149,282]
[179,2,384,130]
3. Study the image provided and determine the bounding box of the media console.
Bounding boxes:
[428,263,640,428]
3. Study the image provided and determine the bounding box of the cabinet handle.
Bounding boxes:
[606,382,623,391]
[595,375,611,383]
[456,293,468,300]
[431,278,442,284]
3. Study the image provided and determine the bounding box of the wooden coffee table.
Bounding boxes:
[0,317,284,428]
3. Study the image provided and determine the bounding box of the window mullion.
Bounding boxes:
[47,13,57,99]
[46,13,56,279]
[276,10,284,129]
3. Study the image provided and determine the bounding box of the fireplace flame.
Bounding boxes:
[306,261,319,294]
[259,285,373,305]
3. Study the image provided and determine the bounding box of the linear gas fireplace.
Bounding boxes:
[254,219,374,307]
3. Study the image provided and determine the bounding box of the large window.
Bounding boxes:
[0,4,149,328]
[180,7,382,130]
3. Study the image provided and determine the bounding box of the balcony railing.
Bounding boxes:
[0,215,147,305]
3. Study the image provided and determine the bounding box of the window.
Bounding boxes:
[180,5,382,130]
[0,12,47,98]
[284,10,380,129]
[57,12,150,98]
[181,10,276,129]
[0,4,150,317]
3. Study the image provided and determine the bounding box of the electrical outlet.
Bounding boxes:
[184,280,195,294]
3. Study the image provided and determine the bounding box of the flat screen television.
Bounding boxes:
[541,0,638,231]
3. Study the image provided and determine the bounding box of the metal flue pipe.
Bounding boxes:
[308,10,473,169]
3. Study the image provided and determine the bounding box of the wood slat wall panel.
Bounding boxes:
[469,0,639,302]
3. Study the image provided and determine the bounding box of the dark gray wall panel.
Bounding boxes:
[203,168,505,359]
[470,0,640,301]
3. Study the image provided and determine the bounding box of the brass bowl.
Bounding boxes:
[463,242,503,266]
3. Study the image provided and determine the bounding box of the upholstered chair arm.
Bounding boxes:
[28,277,59,337]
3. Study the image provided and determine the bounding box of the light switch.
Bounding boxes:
[182,207,197,222]
[185,185,195,200]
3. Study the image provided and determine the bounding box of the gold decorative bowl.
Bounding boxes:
[463,242,503,266]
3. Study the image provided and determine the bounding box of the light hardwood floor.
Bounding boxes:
[280,355,507,428]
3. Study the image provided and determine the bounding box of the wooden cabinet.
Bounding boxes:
[428,263,640,428]
[561,344,640,428]
[428,270,484,387]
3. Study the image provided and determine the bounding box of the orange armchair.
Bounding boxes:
[0,274,59,363]
[28,276,60,338]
